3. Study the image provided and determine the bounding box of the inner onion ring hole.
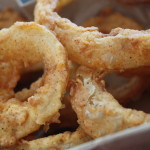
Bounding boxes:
[23,126,44,141]
[104,73,130,91]
[14,69,43,93]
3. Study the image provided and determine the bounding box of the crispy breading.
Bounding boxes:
[70,67,150,138]
[0,22,68,148]
[14,127,91,150]
[34,0,150,71]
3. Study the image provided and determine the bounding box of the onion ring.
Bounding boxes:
[15,78,42,101]
[15,60,78,101]
[70,66,150,138]
[82,8,146,105]
[15,127,91,150]
[35,0,150,71]
[0,22,68,148]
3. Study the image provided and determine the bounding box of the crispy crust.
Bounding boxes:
[0,22,68,148]
[35,0,150,71]
[13,127,91,150]
[82,8,146,104]
[15,78,42,101]
[70,67,150,138]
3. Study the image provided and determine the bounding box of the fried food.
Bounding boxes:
[15,61,78,102]
[0,1,149,149]
[0,89,14,101]
[0,8,25,29]
[70,66,150,138]
[83,7,146,105]
[15,127,91,150]
[0,61,20,102]
[15,78,42,101]
[83,7,142,33]
[15,62,78,136]
[34,0,150,71]
[0,22,68,148]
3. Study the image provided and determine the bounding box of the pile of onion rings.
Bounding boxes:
[0,0,150,149]
[70,66,150,138]
[35,0,150,71]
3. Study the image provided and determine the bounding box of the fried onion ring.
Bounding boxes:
[70,67,150,138]
[15,78,42,102]
[0,22,68,148]
[14,127,91,150]
[35,0,150,71]
[82,8,146,105]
